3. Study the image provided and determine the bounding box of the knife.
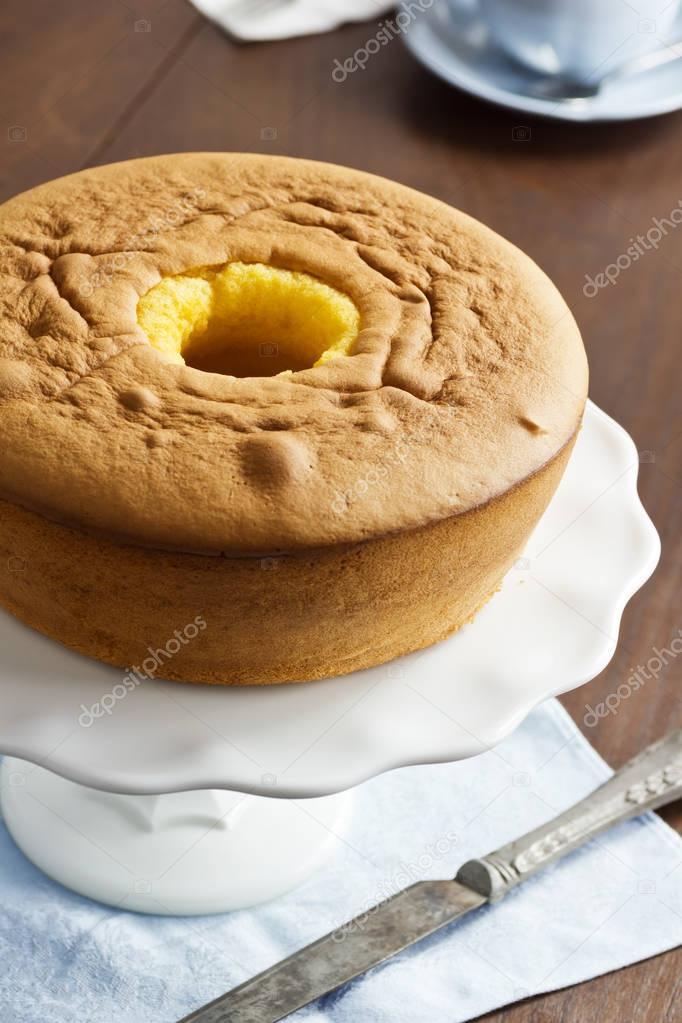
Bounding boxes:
[179,728,682,1023]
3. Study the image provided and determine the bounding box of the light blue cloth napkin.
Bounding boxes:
[1,699,680,1023]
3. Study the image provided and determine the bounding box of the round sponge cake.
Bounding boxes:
[0,153,587,684]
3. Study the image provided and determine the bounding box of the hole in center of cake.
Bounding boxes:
[137,261,360,378]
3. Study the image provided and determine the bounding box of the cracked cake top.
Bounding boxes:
[0,153,587,554]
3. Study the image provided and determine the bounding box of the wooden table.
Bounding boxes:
[1,1,680,1019]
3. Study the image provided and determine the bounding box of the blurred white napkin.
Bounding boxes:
[1,700,681,1023]
[190,0,395,41]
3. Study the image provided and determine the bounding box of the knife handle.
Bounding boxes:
[456,727,682,901]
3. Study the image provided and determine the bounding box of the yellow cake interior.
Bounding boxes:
[137,261,360,377]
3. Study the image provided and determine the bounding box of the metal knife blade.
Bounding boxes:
[179,727,682,1023]
[179,880,486,1023]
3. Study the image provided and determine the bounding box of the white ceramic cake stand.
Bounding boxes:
[0,402,659,915]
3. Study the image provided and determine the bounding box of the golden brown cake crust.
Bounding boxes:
[0,154,587,555]
[0,435,574,685]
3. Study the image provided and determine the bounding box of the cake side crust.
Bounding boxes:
[0,433,575,685]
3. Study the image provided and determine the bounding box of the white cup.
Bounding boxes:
[477,0,681,82]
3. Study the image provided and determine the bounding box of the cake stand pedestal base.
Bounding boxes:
[0,758,354,915]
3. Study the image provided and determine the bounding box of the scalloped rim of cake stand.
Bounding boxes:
[0,401,660,799]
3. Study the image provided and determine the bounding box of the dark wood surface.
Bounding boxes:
[1,1,681,1019]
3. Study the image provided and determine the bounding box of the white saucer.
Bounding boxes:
[404,0,682,122]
